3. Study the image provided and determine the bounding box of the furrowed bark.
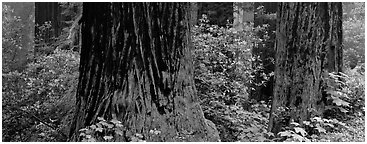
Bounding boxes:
[269,2,343,134]
[69,2,219,142]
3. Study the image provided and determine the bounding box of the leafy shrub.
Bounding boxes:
[79,117,127,142]
[344,65,365,116]
[193,15,268,142]
[2,4,27,72]
[193,13,260,107]
[78,117,163,142]
[323,72,351,119]
[277,122,310,142]
[323,66,365,120]
[236,101,274,142]
[251,5,277,101]
[276,117,348,142]
[2,48,79,141]
[343,2,365,69]
[2,2,82,141]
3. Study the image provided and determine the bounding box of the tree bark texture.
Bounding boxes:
[69,2,219,142]
[268,2,343,134]
[35,2,61,43]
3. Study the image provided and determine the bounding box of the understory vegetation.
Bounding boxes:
[2,2,365,142]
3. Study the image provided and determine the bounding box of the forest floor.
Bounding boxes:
[319,116,365,142]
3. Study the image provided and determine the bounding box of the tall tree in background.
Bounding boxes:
[233,2,254,31]
[34,2,62,58]
[269,2,343,134]
[198,2,233,26]
[35,2,61,41]
[190,2,198,25]
[2,2,34,72]
[68,2,219,142]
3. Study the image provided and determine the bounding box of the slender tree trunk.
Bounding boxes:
[233,2,254,30]
[190,2,198,26]
[69,2,219,142]
[268,2,343,134]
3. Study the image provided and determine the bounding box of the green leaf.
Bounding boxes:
[90,125,97,130]
[131,136,139,142]
[312,117,322,122]
[154,130,161,135]
[291,134,304,142]
[85,129,93,134]
[100,121,109,127]
[87,138,96,142]
[303,121,311,126]
[257,136,266,142]
[116,123,124,128]
[327,90,343,97]
[243,128,251,132]
[279,131,292,137]
[322,118,331,123]
[97,117,106,121]
[135,133,143,139]
[79,128,88,132]
[85,135,92,139]
[294,127,307,137]
[247,127,259,133]
[315,126,326,133]
[115,129,124,136]
[110,119,122,124]
[107,123,114,129]
[79,133,86,137]
[95,127,103,132]
[338,107,349,113]
[103,135,113,140]
[266,132,274,137]
[332,97,349,106]
[304,137,311,142]
[290,122,300,126]
[337,121,346,127]
[246,133,254,137]
[325,123,335,128]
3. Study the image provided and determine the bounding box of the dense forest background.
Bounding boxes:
[2,2,365,142]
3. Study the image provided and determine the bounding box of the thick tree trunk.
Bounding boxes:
[69,2,219,142]
[268,2,343,134]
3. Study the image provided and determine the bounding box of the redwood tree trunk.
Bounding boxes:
[268,2,343,134]
[35,2,61,42]
[69,2,219,142]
